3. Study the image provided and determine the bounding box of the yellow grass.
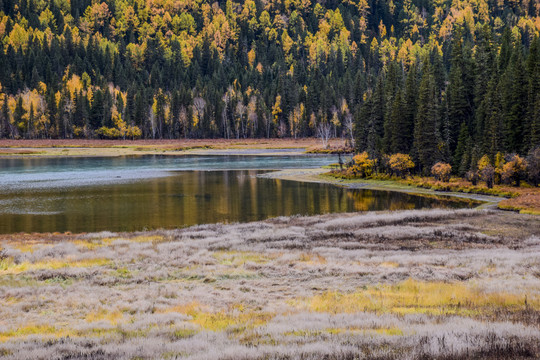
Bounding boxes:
[0,258,111,275]
[74,235,166,250]
[295,279,539,317]
[158,302,273,332]
[85,309,124,324]
[0,325,72,342]
[9,242,44,253]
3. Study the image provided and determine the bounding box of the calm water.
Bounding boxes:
[0,155,477,233]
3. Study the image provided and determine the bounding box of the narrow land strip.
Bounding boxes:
[259,168,504,209]
[0,139,344,157]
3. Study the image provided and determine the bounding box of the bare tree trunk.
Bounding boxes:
[317,122,332,149]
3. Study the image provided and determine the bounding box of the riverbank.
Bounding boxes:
[0,139,348,157]
[0,209,539,359]
[260,168,504,210]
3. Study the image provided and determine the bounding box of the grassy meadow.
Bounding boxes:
[1,209,539,359]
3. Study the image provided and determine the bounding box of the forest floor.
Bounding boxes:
[0,138,345,157]
[0,209,539,359]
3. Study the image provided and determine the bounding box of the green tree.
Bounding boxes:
[414,62,440,174]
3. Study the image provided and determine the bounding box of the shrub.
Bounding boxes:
[477,155,495,189]
[502,155,527,187]
[389,153,415,178]
[431,162,452,182]
[350,152,376,178]
[466,170,479,186]
[480,165,495,188]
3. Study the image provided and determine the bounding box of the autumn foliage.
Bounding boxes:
[389,154,415,178]
[349,152,376,178]
[502,155,527,187]
[431,163,452,182]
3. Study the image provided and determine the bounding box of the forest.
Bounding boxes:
[0,0,539,172]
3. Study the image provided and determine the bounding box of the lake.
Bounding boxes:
[0,155,478,233]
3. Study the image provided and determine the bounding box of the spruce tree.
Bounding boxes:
[504,45,527,153]
[414,62,440,174]
[0,96,10,138]
[525,37,540,151]
[447,32,471,153]
[531,93,540,149]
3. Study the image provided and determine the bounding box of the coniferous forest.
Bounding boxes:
[0,0,539,171]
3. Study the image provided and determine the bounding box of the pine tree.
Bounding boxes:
[474,25,495,149]
[382,62,400,153]
[365,75,385,156]
[525,37,540,151]
[504,45,527,153]
[399,65,417,154]
[531,93,540,149]
[0,96,10,138]
[454,122,470,175]
[414,62,440,174]
[389,90,404,154]
[483,75,505,158]
[447,31,472,153]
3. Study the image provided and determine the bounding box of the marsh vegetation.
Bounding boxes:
[1,209,539,359]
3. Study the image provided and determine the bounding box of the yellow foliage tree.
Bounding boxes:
[247,48,256,68]
[272,95,282,126]
[349,152,376,178]
[389,153,415,178]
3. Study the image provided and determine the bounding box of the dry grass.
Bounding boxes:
[400,176,540,214]
[298,278,539,317]
[0,209,539,359]
[0,138,347,155]
[499,192,540,215]
[0,257,111,275]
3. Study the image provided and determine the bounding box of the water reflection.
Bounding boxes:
[0,170,478,234]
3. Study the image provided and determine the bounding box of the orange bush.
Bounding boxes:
[431,162,452,182]
[502,155,527,187]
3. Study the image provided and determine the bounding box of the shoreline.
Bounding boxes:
[260,168,504,210]
[0,139,347,158]
[0,142,525,212]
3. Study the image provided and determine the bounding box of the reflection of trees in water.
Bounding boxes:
[0,171,477,233]
[347,190,377,212]
[346,190,446,212]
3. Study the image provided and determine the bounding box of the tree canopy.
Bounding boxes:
[0,0,538,172]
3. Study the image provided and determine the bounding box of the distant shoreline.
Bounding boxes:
[0,138,346,157]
